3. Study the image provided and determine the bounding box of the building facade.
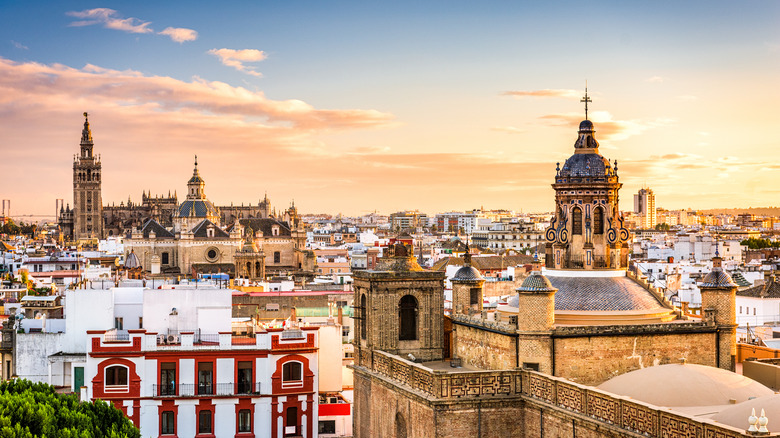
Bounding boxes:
[72,113,103,241]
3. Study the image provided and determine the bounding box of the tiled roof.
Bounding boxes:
[700,268,737,288]
[141,219,174,239]
[433,255,533,272]
[548,275,667,311]
[239,218,292,237]
[452,266,483,282]
[191,219,230,238]
[517,273,556,293]
[730,272,752,288]
[177,199,218,218]
[737,278,780,298]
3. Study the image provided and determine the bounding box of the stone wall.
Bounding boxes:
[452,317,517,371]
[553,327,718,385]
[483,280,519,298]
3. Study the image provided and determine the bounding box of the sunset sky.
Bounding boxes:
[1,1,779,218]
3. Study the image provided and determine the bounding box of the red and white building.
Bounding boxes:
[85,325,320,438]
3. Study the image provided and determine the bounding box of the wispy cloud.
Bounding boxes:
[159,27,198,43]
[537,111,673,142]
[208,48,267,77]
[11,40,28,50]
[67,8,153,34]
[501,89,580,99]
[646,76,665,83]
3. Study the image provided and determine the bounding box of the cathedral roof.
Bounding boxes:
[547,273,667,311]
[141,219,175,239]
[452,266,483,282]
[238,218,292,237]
[737,276,780,298]
[191,219,230,238]
[178,199,219,218]
[558,153,613,179]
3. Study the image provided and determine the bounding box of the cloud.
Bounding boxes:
[646,76,665,83]
[537,111,673,142]
[501,89,580,99]
[159,27,198,43]
[11,41,28,50]
[67,8,153,34]
[208,48,267,77]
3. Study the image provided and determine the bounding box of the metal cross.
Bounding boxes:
[580,85,591,120]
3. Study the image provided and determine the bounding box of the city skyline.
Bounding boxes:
[1,1,779,217]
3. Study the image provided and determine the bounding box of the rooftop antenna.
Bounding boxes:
[580,81,592,120]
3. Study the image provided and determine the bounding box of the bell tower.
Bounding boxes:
[544,89,629,270]
[73,112,103,241]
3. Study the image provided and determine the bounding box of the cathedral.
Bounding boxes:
[352,97,748,437]
[59,113,315,280]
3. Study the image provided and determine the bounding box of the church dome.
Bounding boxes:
[597,363,772,407]
[178,199,219,218]
[452,265,483,282]
[701,267,737,288]
[558,153,612,178]
[125,250,140,269]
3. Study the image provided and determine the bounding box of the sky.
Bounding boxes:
[1,1,779,218]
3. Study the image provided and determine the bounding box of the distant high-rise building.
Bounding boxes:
[633,187,656,229]
[73,113,103,240]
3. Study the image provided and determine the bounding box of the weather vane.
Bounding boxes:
[580,82,591,120]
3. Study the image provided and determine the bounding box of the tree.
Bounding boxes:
[0,379,139,438]
[654,223,670,231]
[741,238,780,250]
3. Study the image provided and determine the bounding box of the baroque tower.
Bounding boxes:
[73,112,103,240]
[544,90,629,270]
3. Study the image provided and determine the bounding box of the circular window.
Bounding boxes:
[205,247,219,262]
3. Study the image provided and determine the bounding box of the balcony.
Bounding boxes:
[152,382,261,397]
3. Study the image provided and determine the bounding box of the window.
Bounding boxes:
[198,410,212,434]
[754,308,757,316]
[162,252,169,265]
[274,251,281,263]
[740,306,742,314]
[285,407,298,436]
[161,411,175,435]
[238,409,251,433]
[207,248,218,260]
[572,207,582,235]
[360,294,367,340]
[114,317,123,330]
[396,412,407,438]
[197,362,213,395]
[237,361,252,394]
[105,365,128,387]
[160,363,176,396]
[272,226,280,236]
[318,420,336,434]
[138,317,143,329]
[282,361,303,387]
[398,295,418,341]
[469,288,480,306]
[593,207,604,235]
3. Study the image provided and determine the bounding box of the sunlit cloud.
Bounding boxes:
[208,48,267,77]
[537,111,673,142]
[159,27,198,43]
[646,76,665,83]
[67,8,153,34]
[11,40,28,50]
[501,89,580,99]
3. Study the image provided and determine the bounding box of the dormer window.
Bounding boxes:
[207,227,214,238]
[272,226,280,236]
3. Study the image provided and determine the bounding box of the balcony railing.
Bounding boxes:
[152,382,261,397]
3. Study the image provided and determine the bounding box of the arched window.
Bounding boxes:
[282,361,303,388]
[360,294,367,340]
[593,207,604,235]
[398,295,418,341]
[572,207,583,235]
[104,365,128,389]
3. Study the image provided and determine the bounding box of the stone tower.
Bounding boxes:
[544,97,630,270]
[353,241,446,363]
[700,251,738,371]
[515,271,557,373]
[450,249,485,316]
[73,112,103,240]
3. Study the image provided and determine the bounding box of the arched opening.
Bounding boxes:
[593,206,604,235]
[396,412,407,438]
[104,365,128,389]
[282,361,303,388]
[360,294,367,340]
[398,295,418,341]
[572,207,583,235]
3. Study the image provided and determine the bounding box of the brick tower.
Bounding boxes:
[699,249,738,371]
[73,112,103,240]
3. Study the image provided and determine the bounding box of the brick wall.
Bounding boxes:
[453,320,517,370]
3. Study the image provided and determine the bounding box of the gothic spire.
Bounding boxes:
[81,112,93,145]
